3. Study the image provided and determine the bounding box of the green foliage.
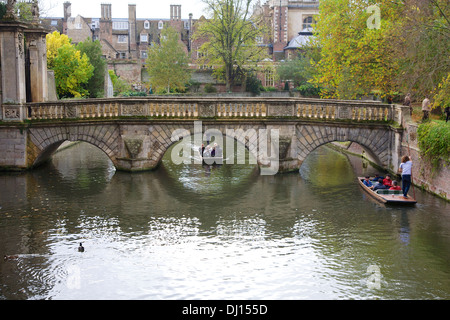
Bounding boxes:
[296,83,321,98]
[0,3,6,19]
[145,26,191,93]
[121,91,147,97]
[16,1,33,21]
[262,86,277,92]
[417,120,450,169]
[277,50,318,87]
[245,72,262,95]
[76,39,106,98]
[108,70,131,96]
[204,83,217,93]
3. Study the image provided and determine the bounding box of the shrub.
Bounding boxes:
[204,83,217,93]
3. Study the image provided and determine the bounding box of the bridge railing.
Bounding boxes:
[3,97,404,123]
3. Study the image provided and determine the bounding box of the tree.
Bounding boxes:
[311,0,401,100]
[145,26,191,93]
[195,0,269,91]
[52,44,94,98]
[77,39,106,98]
[46,31,72,69]
[393,0,450,106]
[277,48,319,88]
[46,31,94,98]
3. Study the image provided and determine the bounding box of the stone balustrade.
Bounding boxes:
[2,97,404,124]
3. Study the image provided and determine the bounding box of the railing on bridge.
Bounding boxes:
[2,97,403,123]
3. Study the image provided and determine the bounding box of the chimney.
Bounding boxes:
[63,2,71,20]
[100,3,112,44]
[101,3,112,21]
[128,4,137,58]
[170,5,181,21]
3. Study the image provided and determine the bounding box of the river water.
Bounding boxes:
[0,140,449,300]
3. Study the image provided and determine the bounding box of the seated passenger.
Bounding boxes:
[383,175,393,187]
[389,181,401,190]
[363,176,373,188]
[373,178,388,191]
[372,174,384,182]
[211,147,216,157]
[203,146,211,157]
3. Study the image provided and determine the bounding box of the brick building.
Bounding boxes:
[40,1,319,92]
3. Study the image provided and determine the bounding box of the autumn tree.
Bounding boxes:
[195,0,269,91]
[46,31,94,98]
[311,0,401,100]
[394,0,450,108]
[145,26,191,93]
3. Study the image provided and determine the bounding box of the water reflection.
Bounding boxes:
[0,141,450,300]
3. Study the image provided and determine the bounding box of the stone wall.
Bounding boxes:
[0,127,27,170]
[402,123,449,201]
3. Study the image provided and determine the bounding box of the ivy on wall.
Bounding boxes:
[417,121,450,170]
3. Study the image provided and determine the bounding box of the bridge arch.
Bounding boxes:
[148,122,266,168]
[294,124,390,170]
[27,124,121,168]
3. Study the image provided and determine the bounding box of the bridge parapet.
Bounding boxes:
[3,97,404,124]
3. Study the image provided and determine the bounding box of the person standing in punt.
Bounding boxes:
[398,155,413,199]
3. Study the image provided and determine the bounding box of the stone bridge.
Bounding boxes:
[0,97,408,174]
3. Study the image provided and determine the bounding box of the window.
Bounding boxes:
[184,21,190,30]
[51,20,58,26]
[256,36,263,44]
[265,70,275,87]
[158,21,164,30]
[303,16,314,30]
[117,35,128,43]
[140,34,148,42]
[113,21,129,30]
[118,52,126,59]
[141,51,148,59]
[75,23,82,29]
[144,21,150,29]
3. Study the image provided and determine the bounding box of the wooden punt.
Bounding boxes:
[358,177,417,205]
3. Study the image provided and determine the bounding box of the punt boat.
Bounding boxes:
[358,177,417,205]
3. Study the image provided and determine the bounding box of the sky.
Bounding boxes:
[43,0,208,19]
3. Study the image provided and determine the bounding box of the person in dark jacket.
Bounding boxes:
[373,178,388,191]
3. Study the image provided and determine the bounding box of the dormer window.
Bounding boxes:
[144,20,150,29]
[158,20,164,30]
